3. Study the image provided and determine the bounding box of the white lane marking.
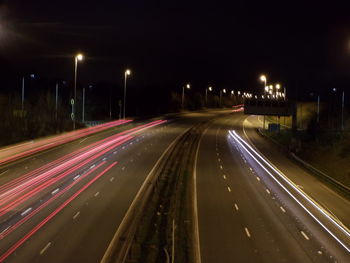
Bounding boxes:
[73,175,80,180]
[266,189,270,195]
[79,138,88,144]
[249,167,253,171]
[90,164,96,169]
[256,176,260,181]
[21,207,32,216]
[51,188,59,195]
[243,160,247,163]
[113,151,117,154]
[122,167,125,171]
[40,242,51,255]
[244,227,251,238]
[0,226,10,236]
[234,204,239,211]
[73,211,80,220]
[220,165,223,170]
[301,231,310,240]
[94,192,100,197]
[280,206,286,213]
[110,177,115,182]
[103,157,107,161]
[218,158,221,162]
[227,186,231,192]
[317,250,323,255]
[230,130,350,252]
[122,146,125,149]
[223,175,226,180]
[0,170,8,176]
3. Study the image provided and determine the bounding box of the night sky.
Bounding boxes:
[1,1,350,102]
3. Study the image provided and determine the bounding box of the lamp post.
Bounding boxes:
[123,69,131,119]
[342,91,345,131]
[260,75,267,129]
[55,83,59,121]
[205,86,212,107]
[182,83,190,109]
[73,53,83,130]
[219,88,226,107]
[276,84,281,99]
[21,74,35,113]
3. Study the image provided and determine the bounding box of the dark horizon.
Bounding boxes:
[1,1,350,102]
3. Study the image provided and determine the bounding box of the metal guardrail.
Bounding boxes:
[256,128,350,195]
[290,153,350,194]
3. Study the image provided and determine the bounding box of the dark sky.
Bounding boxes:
[1,0,350,99]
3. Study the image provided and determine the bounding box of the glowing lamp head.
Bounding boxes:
[186,84,190,89]
[276,84,281,90]
[231,90,234,94]
[208,86,213,91]
[76,54,83,61]
[125,69,131,76]
[223,89,226,93]
[260,75,266,82]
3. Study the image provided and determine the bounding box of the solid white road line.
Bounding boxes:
[280,206,286,213]
[234,204,239,211]
[40,242,51,255]
[256,176,260,181]
[51,188,59,195]
[220,165,223,170]
[110,177,115,182]
[223,175,226,180]
[94,192,100,197]
[301,231,310,240]
[227,186,231,192]
[79,138,88,144]
[244,227,251,238]
[21,207,32,216]
[0,170,8,176]
[73,211,80,220]
[266,189,270,195]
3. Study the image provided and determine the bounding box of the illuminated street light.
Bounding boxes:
[182,83,190,109]
[205,86,213,107]
[276,83,281,90]
[123,69,132,119]
[73,53,84,130]
[220,88,226,106]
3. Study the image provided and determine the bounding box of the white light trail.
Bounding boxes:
[228,130,350,253]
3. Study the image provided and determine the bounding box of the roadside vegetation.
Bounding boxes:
[262,102,350,188]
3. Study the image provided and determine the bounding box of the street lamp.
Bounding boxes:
[21,74,35,113]
[73,53,83,130]
[182,83,190,109]
[220,89,226,106]
[123,69,131,119]
[205,86,213,107]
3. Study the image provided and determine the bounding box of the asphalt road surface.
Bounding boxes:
[0,111,349,263]
[196,112,350,262]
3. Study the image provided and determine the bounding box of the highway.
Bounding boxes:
[0,118,190,263]
[0,111,349,262]
[196,112,350,262]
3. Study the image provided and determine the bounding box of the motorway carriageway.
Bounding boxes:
[196,113,350,263]
[0,119,166,262]
[0,119,132,166]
